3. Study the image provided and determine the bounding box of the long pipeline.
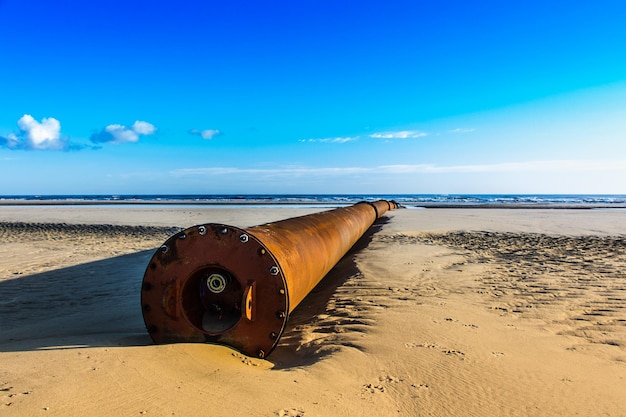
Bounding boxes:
[141,200,396,358]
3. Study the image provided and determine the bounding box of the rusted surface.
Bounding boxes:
[367,199,391,218]
[141,201,394,357]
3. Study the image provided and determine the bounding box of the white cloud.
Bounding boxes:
[189,129,222,140]
[90,120,156,144]
[448,128,475,133]
[3,133,21,148]
[171,159,626,178]
[132,120,156,135]
[0,114,66,150]
[369,130,428,139]
[379,160,626,173]
[299,137,357,143]
[105,124,140,143]
[171,166,370,177]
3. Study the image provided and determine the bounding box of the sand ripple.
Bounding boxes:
[380,232,626,350]
[0,222,181,242]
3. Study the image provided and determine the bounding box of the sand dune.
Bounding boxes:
[1,208,625,416]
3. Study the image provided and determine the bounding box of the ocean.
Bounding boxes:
[1,194,625,208]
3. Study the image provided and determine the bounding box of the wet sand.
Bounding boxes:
[1,207,625,416]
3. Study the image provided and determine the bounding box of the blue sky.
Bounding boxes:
[1,0,625,195]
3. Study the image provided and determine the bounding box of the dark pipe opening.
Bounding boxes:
[181,266,243,334]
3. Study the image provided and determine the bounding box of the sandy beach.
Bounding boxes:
[1,206,625,416]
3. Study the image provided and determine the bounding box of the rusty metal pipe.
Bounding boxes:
[141,200,393,358]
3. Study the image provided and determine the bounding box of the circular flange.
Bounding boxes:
[141,223,289,357]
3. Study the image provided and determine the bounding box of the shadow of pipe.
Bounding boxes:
[0,250,157,352]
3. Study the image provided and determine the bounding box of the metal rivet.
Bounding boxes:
[269,266,279,275]
[160,245,169,253]
[270,332,278,339]
[239,234,249,243]
[178,233,186,240]
[258,248,266,256]
[276,310,286,319]
[257,350,265,358]
[198,226,207,235]
[220,228,228,235]
[278,288,285,295]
